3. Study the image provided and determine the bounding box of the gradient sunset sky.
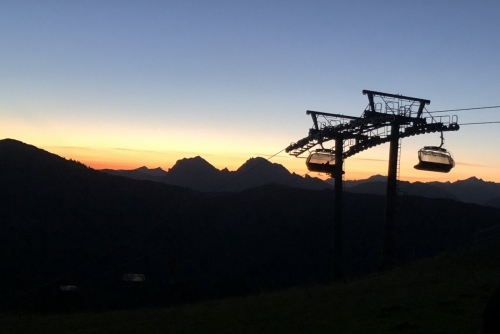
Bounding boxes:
[2,1,500,182]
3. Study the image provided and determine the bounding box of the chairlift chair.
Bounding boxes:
[306,149,343,174]
[414,146,455,173]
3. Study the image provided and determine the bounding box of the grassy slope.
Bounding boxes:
[3,240,500,334]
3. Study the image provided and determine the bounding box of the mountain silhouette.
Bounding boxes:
[136,166,167,177]
[344,178,457,200]
[429,177,500,206]
[161,156,226,191]
[169,156,219,175]
[103,155,331,192]
[101,166,168,182]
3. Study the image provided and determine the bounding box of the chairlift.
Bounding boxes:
[414,133,455,173]
[306,149,343,174]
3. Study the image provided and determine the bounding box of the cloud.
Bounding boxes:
[258,153,297,159]
[111,147,166,154]
[351,157,386,162]
[455,161,491,168]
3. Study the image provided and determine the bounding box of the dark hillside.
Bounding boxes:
[4,239,500,333]
[0,139,200,310]
[2,139,500,313]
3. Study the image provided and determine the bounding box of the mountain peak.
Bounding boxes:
[463,176,482,182]
[366,174,386,182]
[237,157,276,172]
[453,176,488,186]
[0,138,24,145]
[0,138,81,170]
[169,156,218,174]
[134,166,167,177]
[234,157,292,186]
[0,138,40,152]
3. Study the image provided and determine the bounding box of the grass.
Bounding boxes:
[3,240,500,334]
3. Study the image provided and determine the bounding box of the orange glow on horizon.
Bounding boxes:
[39,144,500,184]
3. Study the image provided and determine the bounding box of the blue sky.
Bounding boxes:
[2,1,500,181]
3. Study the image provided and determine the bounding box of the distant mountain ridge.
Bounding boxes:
[1,137,497,206]
[339,174,500,207]
[102,156,331,192]
[103,161,500,207]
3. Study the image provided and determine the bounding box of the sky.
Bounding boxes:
[2,1,500,182]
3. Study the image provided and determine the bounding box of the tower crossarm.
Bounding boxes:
[286,110,364,156]
[286,90,458,159]
[343,121,460,158]
[286,112,459,158]
[286,112,424,156]
[285,134,319,156]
